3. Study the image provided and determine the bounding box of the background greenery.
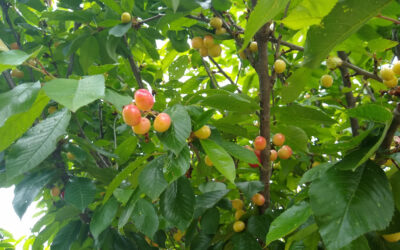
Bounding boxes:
[0,0,400,249]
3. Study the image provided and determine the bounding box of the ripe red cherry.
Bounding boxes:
[272,133,285,146]
[249,153,261,168]
[278,145,292,160]
[254,136,266,150]
[122,104,141,126]
[134,89,154,111]
[154,113,171,132]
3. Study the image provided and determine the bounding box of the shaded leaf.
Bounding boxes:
[65,177,97,211]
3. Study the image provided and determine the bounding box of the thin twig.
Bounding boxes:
[201,58,218,89]
[66,23,81,78]
[376,103,400,164]
[376,14,400,25]
[2,70,15,89]
[123,35,144,89]
[138,14,165,25]
[99,101,104,139]
[208,56,240,92]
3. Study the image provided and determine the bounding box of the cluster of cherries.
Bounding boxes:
[231,192,266,232]
[122,89,171,134]
[247,133,292,168]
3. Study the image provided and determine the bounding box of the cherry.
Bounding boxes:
[134,89,154,111]
[199,47,208,57]
[393,62,400,75]
[191,37,203,49]
[278,145,292,160]
[66,152,75,161]
[194,125,211,139]
[11,69,24,78]
[231,199,244,210]
[51,187,60,197]
[270,149,278,161]
[254,136,266,150]
[10,42,19,50]
[272,133,285,146]
[321,74,333,88]
[215,27,227,35]
[233,221,245,232]
[121,12,131,23]
[154,113,171,132]
[132,117,151,135]
[208,44,222,57]
[205,155,213,166]
[251,193,265,206]
[122,104,141,126]
[203,35,214,49]
[249,41,258,52]
[384,77,398,88]
[210,17,223,29]
[235,210,245,220]
[274,59,286,74]
[380,68,395,81]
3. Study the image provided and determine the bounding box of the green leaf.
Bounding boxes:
[309,161,394,249]
[285,223,319,250]
[200,139,236,183]
[232,231,262,250]
[212,0,231,11]
[271,125,309,153]
[13,170,56,218]
[216,140,259,164]
[0,90,49,152]
[103,155,150,204]
[299,162,334,184]
[121,0,134,11]
[79,36,99,73]
[274,104,335,127]
[132,199,159,237]
[201,207,220,234]
[199,181,227,193]
[194,189,230,218]
[118,189,141,229]
[346,104,392,123]
[167,30,190,52]
[390,172,400,211]
[368,37,399,52]
[200,92,259,113]
[43,75,105,112]
[33,222,60,250]
[51,220,81,250]
[0,81,41,127]
[6,109,71,179]
[169,55,188,80]
[0,50,31,71]
[90,197,119,239]
[165,145,190,183]
[340,236,371,250]
[266,201,312,245]
[171,0,180,12]
[64,177,97,211]
[104,89,133,111]
[102,0,123,14]
[241,0,290,50]
[158,104,191,155]
[281,68,313,104]
[281,0,338,30]
[109,23,132,37]
[113,188,133,205]
[335,125,389,170]
[139,156,168,200]
[303,0,392,68]
[236,181,264,200]
[114,136,137,165]
[160,177,195,230]
[247,215,270,240]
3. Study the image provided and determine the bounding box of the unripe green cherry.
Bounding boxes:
[121,12,131,23]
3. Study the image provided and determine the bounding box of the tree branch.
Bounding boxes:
[123,35,144,89]
[338,51,359,136]
[376,103,400,164]
[255,23,273,212]
[66,23,81,78]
